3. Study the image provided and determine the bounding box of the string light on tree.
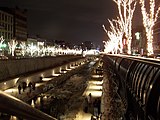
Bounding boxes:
[139,0,160,56]
[0,36,5,48]
[27,43,37,57]
[113,0,137,54]
[103,18,123,54]
[8,39,18,56]
[20,42,26,56]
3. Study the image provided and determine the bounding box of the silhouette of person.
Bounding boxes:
[18,85,22,94]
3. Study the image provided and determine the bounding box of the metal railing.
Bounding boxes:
[103,54,160,120]
[0,90,57,120]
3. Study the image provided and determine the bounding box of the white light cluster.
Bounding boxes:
[103,19,123,54]
[103,0,136,54]
[139,0,160,55]
[20,42,26,56]
[0,37,88,57]
[0,36,5,48]
[8,39,18,56]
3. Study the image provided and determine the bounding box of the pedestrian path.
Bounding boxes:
[74,74,103,120]
[2,73,62,101]
[3,82,46,101]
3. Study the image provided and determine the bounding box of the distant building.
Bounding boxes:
[14,7,27,42]
[0,9,14,41]
[153,15,160,55]
[0,7,27,42]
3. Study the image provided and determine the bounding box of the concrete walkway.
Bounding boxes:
[74,74,103,120]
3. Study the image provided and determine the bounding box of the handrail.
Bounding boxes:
[103,54,160,120]
[0,91,57,120]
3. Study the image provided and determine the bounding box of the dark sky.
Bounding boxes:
[0,0,118,46]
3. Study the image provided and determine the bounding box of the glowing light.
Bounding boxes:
[0,36,5,50]
[4,88,17,93]
[42,77,53,81]
[36,97,41,105]
[83,80,103,97]
[20,42,26,56]
[135,32,140,40]
[41,74,44,78]
[27,43,37,57]
[88,85,102,90]
[139,0,160,55]
[31,100,35,107]
[35,83,44,87]
[66,68,72,71]
[8,39,18,56]
[52,70,55,75]
[88,80,103,85]
[44,96,47,99]
[14,78,19,84]
[52,73,61,76]
[60,70,67,73]
[10,116,18,120]
[85,90,102,97]
[103,0,137,54]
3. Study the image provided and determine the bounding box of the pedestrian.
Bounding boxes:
[18,85,22,94]
[28,82,32,93]
[22,82,27,92]
[32,82,36,90]
[93,99,98,118]
[28,82,32,88]
[83,97,88,113]
[88,93,92,107]
[97,98,101,116]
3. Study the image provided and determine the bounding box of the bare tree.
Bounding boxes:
[8,39,18,56]
[0,36,5,46]
[103,18,123,54]
[113,0,137,54]
[139,0,160,55]
[20,41,26,56]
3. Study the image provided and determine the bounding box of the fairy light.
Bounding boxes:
[113,0,136,54]
[0,36,5,48]
[20,42,26,56]
[103,0,136,54]
[8,39,18,56]
[139,0,160,56]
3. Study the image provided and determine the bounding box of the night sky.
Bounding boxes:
[0,0,141,46]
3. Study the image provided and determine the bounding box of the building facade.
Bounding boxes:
[14,7,27,41]
[0,10,14,41]
[153,15,160,55]
[0,7,27,42]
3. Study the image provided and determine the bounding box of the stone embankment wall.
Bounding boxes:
[0,55,82,82]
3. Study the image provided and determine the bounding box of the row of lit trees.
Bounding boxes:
[0,37,83,58]
[103,0,160,56]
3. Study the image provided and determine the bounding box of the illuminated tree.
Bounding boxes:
[139,0,160,55]
[47,46,56,56]
[42,46,47,56]
[113,0,137,54]
[0,36,5,56]
[8,39,18,56]
[103,18,123,54]
[0,36,5,47]
[20,41,26,56]
[26,43,37,57]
